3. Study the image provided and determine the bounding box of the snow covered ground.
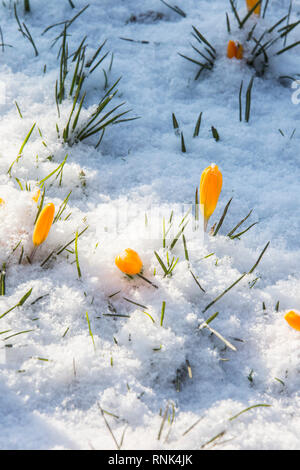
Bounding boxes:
[0,0,300,450]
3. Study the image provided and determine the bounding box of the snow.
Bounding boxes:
[0,0,300,450]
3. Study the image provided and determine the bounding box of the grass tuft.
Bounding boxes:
[53,31,138,147]
[179,26,215,80]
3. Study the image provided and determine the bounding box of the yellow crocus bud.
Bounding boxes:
[32,189,40,203]
[284,311,300,331]
[246,0,261,15]
[227,41,243,60]
[200,164,223,231]
[0,198,4,206]
[115,248,143,276]
[32,203,55,246]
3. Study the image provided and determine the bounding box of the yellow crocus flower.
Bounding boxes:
[32,203,55,246]
[200,164,223,231]
[115,248,143,276]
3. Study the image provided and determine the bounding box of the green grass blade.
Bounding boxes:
[0,287,33,319]
[245,76,255,123]
[229,404,271,421]
[239,0,262,29]
[227,209,253,237]
[160,301,166,327]
[154,251,169,276]
[182,234,189,262]
[192,26,216,54]
[213,198,232,236]
[202,273,246,313]
[230,222,258,240]
[193,111,202,137]
[229,0,241,28]
[86,311,96,351]
[8,122,36,176]
[169,221,189,250]
[276,41,300,56]
[75,231,81,278]
[248,241,270,274]
[190,270,205,293]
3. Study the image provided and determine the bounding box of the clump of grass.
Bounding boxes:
[179,26,216,80]
[54,31,138,147]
